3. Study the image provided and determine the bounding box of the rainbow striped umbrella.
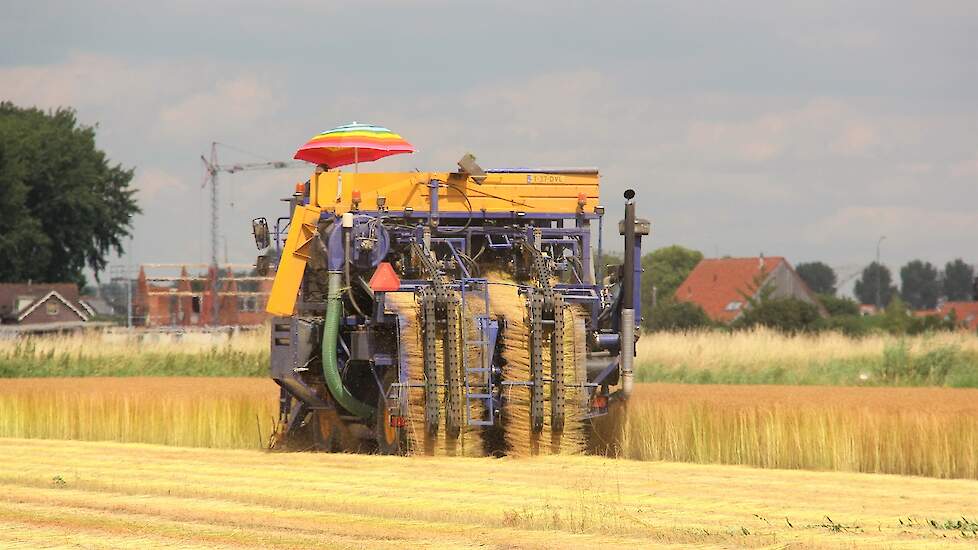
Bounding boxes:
[293,122,414,168]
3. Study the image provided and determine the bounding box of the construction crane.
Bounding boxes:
[201,142,306,324]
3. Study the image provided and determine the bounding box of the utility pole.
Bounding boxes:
[200,143,304,325]
[875,235,886,311]
[110,263,134,328]
[126,254,133,328]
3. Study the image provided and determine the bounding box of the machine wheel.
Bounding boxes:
[376,370,407,455]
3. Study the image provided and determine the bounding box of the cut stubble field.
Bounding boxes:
[1,438,976,549]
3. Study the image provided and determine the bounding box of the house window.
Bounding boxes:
[46,302,60,316]
[725,301,742,312]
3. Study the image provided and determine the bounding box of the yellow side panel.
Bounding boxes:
[311,171,600,214]
[266,205,322,316]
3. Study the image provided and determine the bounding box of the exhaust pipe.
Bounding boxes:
[620,189,637,400]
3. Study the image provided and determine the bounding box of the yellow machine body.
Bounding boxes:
[267,168,600,316]
[266,204,322,316]
[310,170,599,214]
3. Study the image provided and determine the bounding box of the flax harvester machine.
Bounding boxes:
[255,155,648,456]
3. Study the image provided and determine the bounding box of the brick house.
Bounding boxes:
[935,302,978,331]
[674,256,826,323]
[0,283,92,327]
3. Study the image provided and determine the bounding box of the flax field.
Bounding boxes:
[636,329,978,387]
[1,328,977,479]
[2,376,976,479]
[3,327,977,386]
[0,329,266,378]
[595,384,978,479]
[0,377,277,449]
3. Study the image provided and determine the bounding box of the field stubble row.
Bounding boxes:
[1,377,976,479]
[3,438,976,548]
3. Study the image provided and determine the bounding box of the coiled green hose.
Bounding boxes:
[322,271,373,418]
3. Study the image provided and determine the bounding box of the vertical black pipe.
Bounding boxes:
[620,189,636,400]
[622,189,636,310]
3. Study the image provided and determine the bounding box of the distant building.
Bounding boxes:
[674,256,826,323]
[79,295,116,317]
[0,283,92,328]
[935,301,978,331]
[858,304,878,316]
[912,309,938,318]
[133,266,272,327]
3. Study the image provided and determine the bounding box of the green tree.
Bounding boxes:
[795,261,837,295]
[734,297,823,334]
[647,299,711,332]
[882,295,911,334]
[593,251,622,281]
[640,245,703,328]
[942,259,975,301]
[854,262,896,307]
[818,293,859,316]
[0,102,138,286]
[899,260,939,310]
[819,315,870,338]
[907,314,955,335]
[643,245,702,299]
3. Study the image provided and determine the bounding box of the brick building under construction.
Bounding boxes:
[133,264,272,327]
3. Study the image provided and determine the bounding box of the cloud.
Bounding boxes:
[678,98,892,165]
[133,167,186,200]
[950,154,978,178]
[2,2,975,270]
[0,53,205,116]
[155,76,278,141]
[0,53,138,109]
[784,26,883,51]
[804,205,978,247]
[0,53,280,147]
[830,122,879,156]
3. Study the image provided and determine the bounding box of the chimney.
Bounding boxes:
[759,253,764,270]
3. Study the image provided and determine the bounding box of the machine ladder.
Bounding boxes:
[460,279,497,427]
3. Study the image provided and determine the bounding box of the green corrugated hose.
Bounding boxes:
[323,271,374,418]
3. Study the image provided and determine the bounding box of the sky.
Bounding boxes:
[2,1,976,293]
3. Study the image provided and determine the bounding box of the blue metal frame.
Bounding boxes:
[273,173,627,436]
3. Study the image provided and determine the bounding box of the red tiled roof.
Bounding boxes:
[913,310,938,318]
[674,257,787,322]
[938,301,978,330]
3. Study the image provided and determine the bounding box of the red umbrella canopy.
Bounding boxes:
[294,122,415,168]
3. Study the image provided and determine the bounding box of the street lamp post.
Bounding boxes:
[875,235,886,310]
